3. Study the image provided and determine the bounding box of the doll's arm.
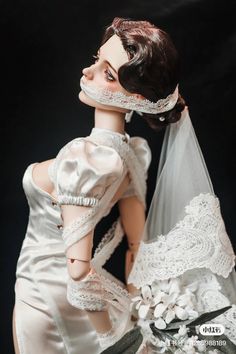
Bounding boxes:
[62,204,94,280]
[118,196,145,293]
[55,139,125,339]
[61,204,113,335]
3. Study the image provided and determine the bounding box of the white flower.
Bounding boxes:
[158,338,171,353]
[132,277,200,352]
[153,278,196,329]
[184,306,198,320]
[178,324,189,337]
[154,303,167,318]
[154,317,167,329]
[131,285,155,319]
[139,304,150,319]
[137,318,153,337]
[173,324,189,341]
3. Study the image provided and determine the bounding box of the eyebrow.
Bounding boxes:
[97,49,118,75]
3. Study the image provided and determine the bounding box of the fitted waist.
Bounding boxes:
[15,242,67,282]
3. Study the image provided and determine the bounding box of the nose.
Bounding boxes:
[82,65,94,80]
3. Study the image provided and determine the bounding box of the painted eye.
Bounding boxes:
[105,69,115,82]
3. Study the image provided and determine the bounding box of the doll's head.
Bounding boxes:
[79,17,186,131]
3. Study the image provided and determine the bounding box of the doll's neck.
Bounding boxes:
[94,108,125,134]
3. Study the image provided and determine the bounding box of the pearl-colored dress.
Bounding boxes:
[14,127,152,354]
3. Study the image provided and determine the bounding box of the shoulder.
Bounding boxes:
[129,136,152,171]
[57,137,124,174]
[55,137,124,206]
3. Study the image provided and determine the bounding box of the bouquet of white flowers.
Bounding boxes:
[101,278,235,354]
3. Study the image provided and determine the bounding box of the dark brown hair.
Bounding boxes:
[101,17,186,131]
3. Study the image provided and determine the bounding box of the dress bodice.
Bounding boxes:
[22,162,64,247]
[17,128,151,273]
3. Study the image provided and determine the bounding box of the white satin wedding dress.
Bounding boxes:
[14,127,151,354]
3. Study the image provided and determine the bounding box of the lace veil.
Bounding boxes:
[128,106,235,290]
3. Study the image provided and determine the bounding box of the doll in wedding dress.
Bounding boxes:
[13,17,236,354]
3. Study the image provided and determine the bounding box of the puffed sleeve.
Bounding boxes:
[55,138,124,207]
[121,136,151,199]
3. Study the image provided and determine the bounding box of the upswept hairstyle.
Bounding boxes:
[101,17,186,131]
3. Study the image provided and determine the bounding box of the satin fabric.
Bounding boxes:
[56,138,124,204]
[14,129,152,354]
[14,162,101,354]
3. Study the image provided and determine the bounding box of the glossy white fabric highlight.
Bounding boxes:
[56,139,124,206]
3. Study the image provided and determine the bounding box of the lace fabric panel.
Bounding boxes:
[67,272,108,311]
[65,215,132,315]
[180,268,236,345]
[91,218,124,269]
[80,79,178,114]
[61,206,98,248]
[128,193,235,287]
[67,271,131,313]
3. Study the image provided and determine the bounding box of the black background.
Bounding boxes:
[1,0,236,352]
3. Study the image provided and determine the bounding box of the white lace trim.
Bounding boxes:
[67,273,107,311]
[61,206,98,248]
[66,219,131,313]
[80,79,179,114]
[222,305,236,345]
[91,218,124,268]
[67,270,131,313]
[180,269,236,345]
[128,193,235,287]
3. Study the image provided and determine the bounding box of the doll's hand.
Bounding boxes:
[125,249,139,295]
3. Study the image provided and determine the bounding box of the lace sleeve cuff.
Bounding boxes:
[67,272,107,311]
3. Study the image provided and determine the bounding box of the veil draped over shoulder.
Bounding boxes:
[128,106,236,346]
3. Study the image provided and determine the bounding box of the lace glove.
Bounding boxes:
[67,270,107,311]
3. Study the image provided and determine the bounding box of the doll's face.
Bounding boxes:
[79,34,140,113]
